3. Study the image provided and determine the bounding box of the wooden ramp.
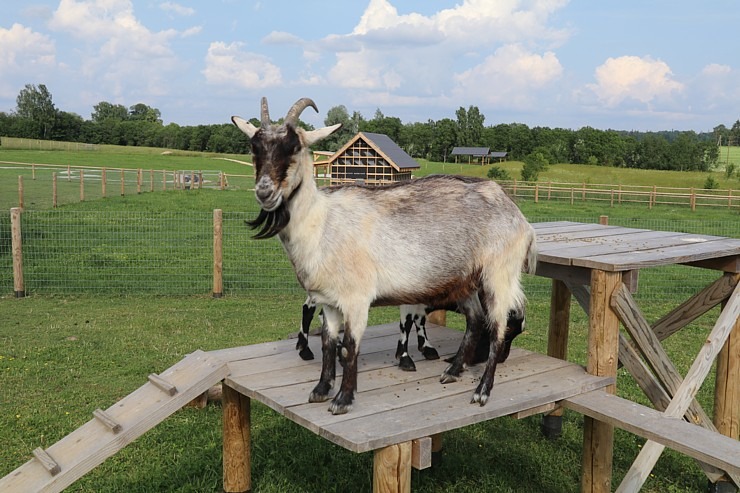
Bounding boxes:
[223,322,614,454]
[0,350,229,493]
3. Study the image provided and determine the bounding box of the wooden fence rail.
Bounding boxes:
[501,180,740,210]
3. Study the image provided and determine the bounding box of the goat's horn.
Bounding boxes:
[260,97,270,127]
[285,98,318,126]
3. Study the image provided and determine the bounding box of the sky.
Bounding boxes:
[1,0,739,133]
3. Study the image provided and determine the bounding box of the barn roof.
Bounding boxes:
[451,146,490,157]
[332,132,420,171]
[489,151,508,158]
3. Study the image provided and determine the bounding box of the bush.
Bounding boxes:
[521,152,549,182]
[704,175,720,190]
[487,166,512,181]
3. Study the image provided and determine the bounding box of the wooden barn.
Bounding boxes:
[328,132,419,186]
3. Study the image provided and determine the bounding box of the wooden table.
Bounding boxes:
[220,221,740,493]
[532,221,740,492]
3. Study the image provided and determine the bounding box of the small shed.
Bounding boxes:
[329,132,419,186]
[489,151,508,162]
[450,146,490,164]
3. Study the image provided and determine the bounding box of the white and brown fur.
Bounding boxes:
[232,97,537,414]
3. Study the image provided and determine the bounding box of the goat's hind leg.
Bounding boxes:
[441,295,485,383]
[415,308,439,360]
[308,305,340,403]
[297,295,316,361]
[471,321,506,405]
[396,306,417,371]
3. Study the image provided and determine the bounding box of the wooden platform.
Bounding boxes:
[219,321,613,454]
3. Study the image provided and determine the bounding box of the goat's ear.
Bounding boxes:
[231,116,259,139]
[304,123,342,146]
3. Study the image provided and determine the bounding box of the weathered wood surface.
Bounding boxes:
[0,350,229,493]
[225,322,613,453]
[532,221,740,273]
[564,390,740,477]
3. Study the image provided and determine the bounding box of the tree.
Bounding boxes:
[455,105,485,146]
[15,83,56,139]
[521,152,549,182]
[91,102,129,122]
[129,103,162,123]
[429,118,457,162]
[322,105,355,152]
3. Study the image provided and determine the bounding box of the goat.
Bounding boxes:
[232,97,536,414]
[296,297,440,371]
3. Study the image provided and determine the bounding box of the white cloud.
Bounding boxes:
[0,23,56,98]
[327,50,402,91]
[160,2,195,16]
[47,0,188,100]
[453,44,563,107]
[263,31,303,46]
[203,41,282,89]
[588,56,684,107]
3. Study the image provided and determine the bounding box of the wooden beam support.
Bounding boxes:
[147,373,178,396]
[411,437,432,470]
[223,384,251,493]
[373,442,411,493]
[32,447,61,476]
[92,408,122,434]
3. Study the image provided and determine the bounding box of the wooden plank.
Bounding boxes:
[573,237,740,272]
[0,350,229,493]
[564,390,740,477]
[616,280,740,492]
[538,230,690,258]
[223,385,251,493]
[511,402,557,419]
[652,273,737,340]
[311,364,612,453]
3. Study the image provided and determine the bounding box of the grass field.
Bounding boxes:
[1,142,739,492]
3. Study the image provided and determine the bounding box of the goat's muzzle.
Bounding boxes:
[255,175,282,211]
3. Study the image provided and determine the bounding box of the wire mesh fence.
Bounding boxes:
[1,210,738,303]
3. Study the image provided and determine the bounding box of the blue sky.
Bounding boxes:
[1,0,739,132]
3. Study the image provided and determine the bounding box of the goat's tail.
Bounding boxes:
[523,226,538,275]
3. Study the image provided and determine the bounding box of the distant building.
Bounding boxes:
[489,151,508,162]
[328,132,420,185]
[451,146,490,164]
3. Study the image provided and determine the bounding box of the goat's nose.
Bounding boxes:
[255,177,273,200]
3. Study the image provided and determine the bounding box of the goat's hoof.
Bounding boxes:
[298,346,315,361]
[309,381,333,403]
[399,355,416,372]
[471,392,489,406]
[328,392,353,415]
[422,347,440,360]
[440,372,459,384]
[309,391,330,403]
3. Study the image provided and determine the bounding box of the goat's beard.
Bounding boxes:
[246,204,290,239]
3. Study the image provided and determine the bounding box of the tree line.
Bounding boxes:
[2,83,739,178]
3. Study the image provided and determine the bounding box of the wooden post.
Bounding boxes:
[543,279,571,439]
[199,171,203,189]
[534,184,539,203]
[162,169,167,191]
[102,168,107,198]
[149,169,154,193]
[79,169,85,202]
[11,208,25,298]
[137,169,142,194]
[599,215,608,225]
[582,182,586,201]
[431,433,443,467]
[581,269,621,493]
[712,273,740,490]
[18,176,24,209]
[373,442,411,493]
[220,172,225,191]
[610,188,614,207]
[120,169,125,196]
[52,172,58,208]
[618,184,622,204]
[652,185,657,208]
[213,209,223,298]
[690,188,696,211]
[67,164,71,181]
[32,163,36,180]
[570,187,574,205]
[223,385,251,493]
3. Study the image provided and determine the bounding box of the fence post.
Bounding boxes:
[150,169,154,192]
[11,207,25,298]
[32,164,36,180]
[199,171,203,190]
[213,209,223,298]
[690,188,696,211]
[120,169,125,196]
[18,176,24,210]
[534,184,539,203]
[67,164,71,181]
[137,169,142,194]
[102,167,107,198]
[162,169,167,191]
[80,169,85,202]
[599,215,609,225]
[220,172,225,191]
[53,172,58,208]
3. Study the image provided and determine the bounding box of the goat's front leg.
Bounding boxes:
[441,295,485,383]
[308,305,340,403]
[396,308,417,371]
[329,308,368,415]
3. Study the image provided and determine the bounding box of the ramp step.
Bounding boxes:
[32,448,60,476]
[148,373,178,396]
[92,408,122,434]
